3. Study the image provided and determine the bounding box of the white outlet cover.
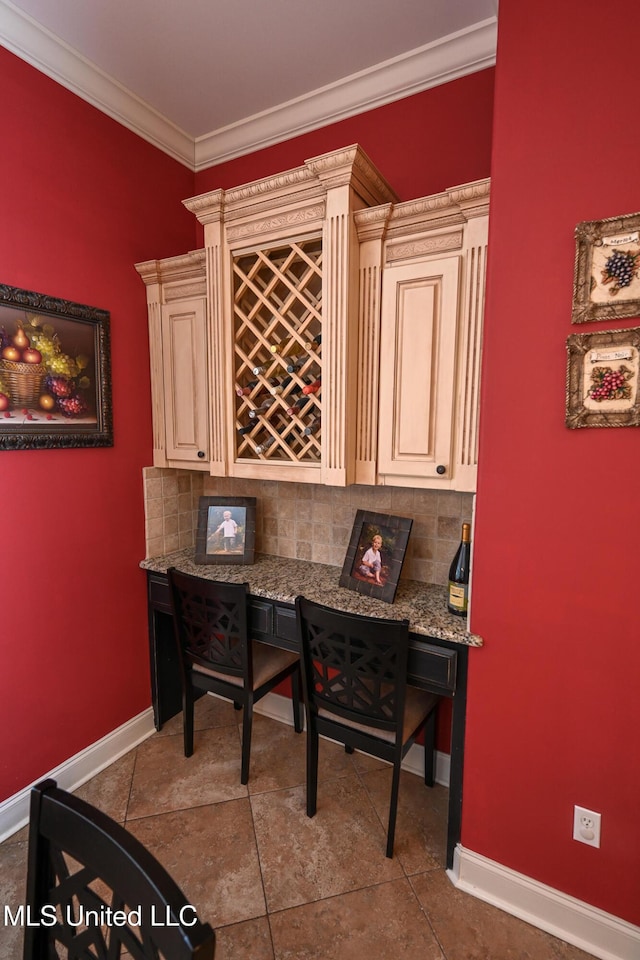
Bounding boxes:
[573,805,601,847]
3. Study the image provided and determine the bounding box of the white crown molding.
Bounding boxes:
[0,1,496,173]
[0,0,195,168]
[194,18,497,171]
[450,845,640,960]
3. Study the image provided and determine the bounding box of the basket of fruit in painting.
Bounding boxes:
[0,358,47,406]
[0,318,90,417]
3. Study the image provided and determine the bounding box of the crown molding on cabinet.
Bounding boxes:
[0,1,496,173]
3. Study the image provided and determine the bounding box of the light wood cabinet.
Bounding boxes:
[135,251,209,470]
[183,144,397,485]
[355,179,490,491]
[136,152,489,491]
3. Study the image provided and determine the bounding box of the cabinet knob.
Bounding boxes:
[197,450,206,459]
[436,464,447,475]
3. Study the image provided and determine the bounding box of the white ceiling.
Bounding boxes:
[0,0,498,170]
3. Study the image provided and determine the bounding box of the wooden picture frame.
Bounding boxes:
[0,283,112,450]
[566,327,640,429]
[339,509,413,604]
[195,496,256,564]
[572,212,640,323]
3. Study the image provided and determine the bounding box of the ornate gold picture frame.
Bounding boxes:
[566,327,640,428]
[572,212,640,323]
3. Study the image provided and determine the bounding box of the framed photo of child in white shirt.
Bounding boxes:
[339,509,413,604]
[195,496,256,564]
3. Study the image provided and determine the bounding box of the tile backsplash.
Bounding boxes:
[143,467,473,587]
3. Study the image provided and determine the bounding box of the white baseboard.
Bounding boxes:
[254,691,451,787]
[449,845,640,960]
[0,708,155,843]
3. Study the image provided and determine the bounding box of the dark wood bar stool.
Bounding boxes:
[295,595,440,858]
[23,778,215,960]
[168,567,303,784]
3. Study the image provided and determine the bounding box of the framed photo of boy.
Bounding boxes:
[339,509,413,604]
[195,496,256,565]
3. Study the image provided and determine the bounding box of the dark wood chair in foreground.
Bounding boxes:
[23,778,215,960]
[295,595,440,858]
[168,567,303,784]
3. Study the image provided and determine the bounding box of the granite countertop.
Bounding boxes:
[141,549,483,648]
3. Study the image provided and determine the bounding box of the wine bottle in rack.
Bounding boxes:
[285,355,305,373]
[269,375,293,396]
[285,394,313,416]
[302,377,321,396]
[237,423,254,436]
[303,415,321,437]
[255,433,283,455]
[303,332,322,352]
[248,398,275,419]
[447,522,471,616]
[252,363,270,377]
[236,379,259,396]
[269,336,298,357]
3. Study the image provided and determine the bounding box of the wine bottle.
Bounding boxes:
[269,375,292,395]
[447,522,471,616]
[285,355,305,373]
[303,416,321,437]
[236,379,259,397]
[270,336,298,357]
[255,434,279,455]
[252,363,269,376]
[303,332,322,352]
[302,377,321,396]
[237,422,254,436]
[248,398,275,419]
[285,394,312,416]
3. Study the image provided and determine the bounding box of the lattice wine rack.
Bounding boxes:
[233,236,323,463]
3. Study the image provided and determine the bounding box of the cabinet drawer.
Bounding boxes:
[274,605,297,645]
[148,573,171,613]
[249,599,273,637]
[407,642,457,694]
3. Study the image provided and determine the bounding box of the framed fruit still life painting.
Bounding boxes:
[0,283,112,450]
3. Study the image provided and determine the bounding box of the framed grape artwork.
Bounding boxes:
[0,283,112,450]
[339,509,413,604]
[566,327,640,429]
[572,211,640,323]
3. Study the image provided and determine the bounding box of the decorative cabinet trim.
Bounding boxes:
[354,177,490,492]
[137,152,489,492]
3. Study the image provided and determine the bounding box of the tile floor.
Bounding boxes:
[1,696,594,960]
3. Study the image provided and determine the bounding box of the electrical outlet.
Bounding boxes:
[573,806,601,847]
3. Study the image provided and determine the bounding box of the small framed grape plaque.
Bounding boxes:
[572,211,640,323]
[0,283,112,450]
[566,327,640,429]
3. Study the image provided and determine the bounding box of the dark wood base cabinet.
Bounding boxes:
[145,570,468,869]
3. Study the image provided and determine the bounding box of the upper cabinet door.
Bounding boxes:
[377,256,460,483]
[161,298,209,465]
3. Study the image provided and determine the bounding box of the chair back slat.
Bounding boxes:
[23,778,215,960]
[296,597,410,736]
[169,568,250,683]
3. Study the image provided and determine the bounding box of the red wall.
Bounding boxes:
[0,48,196,802]
[0,56,493,803]
[467,0,640,925]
